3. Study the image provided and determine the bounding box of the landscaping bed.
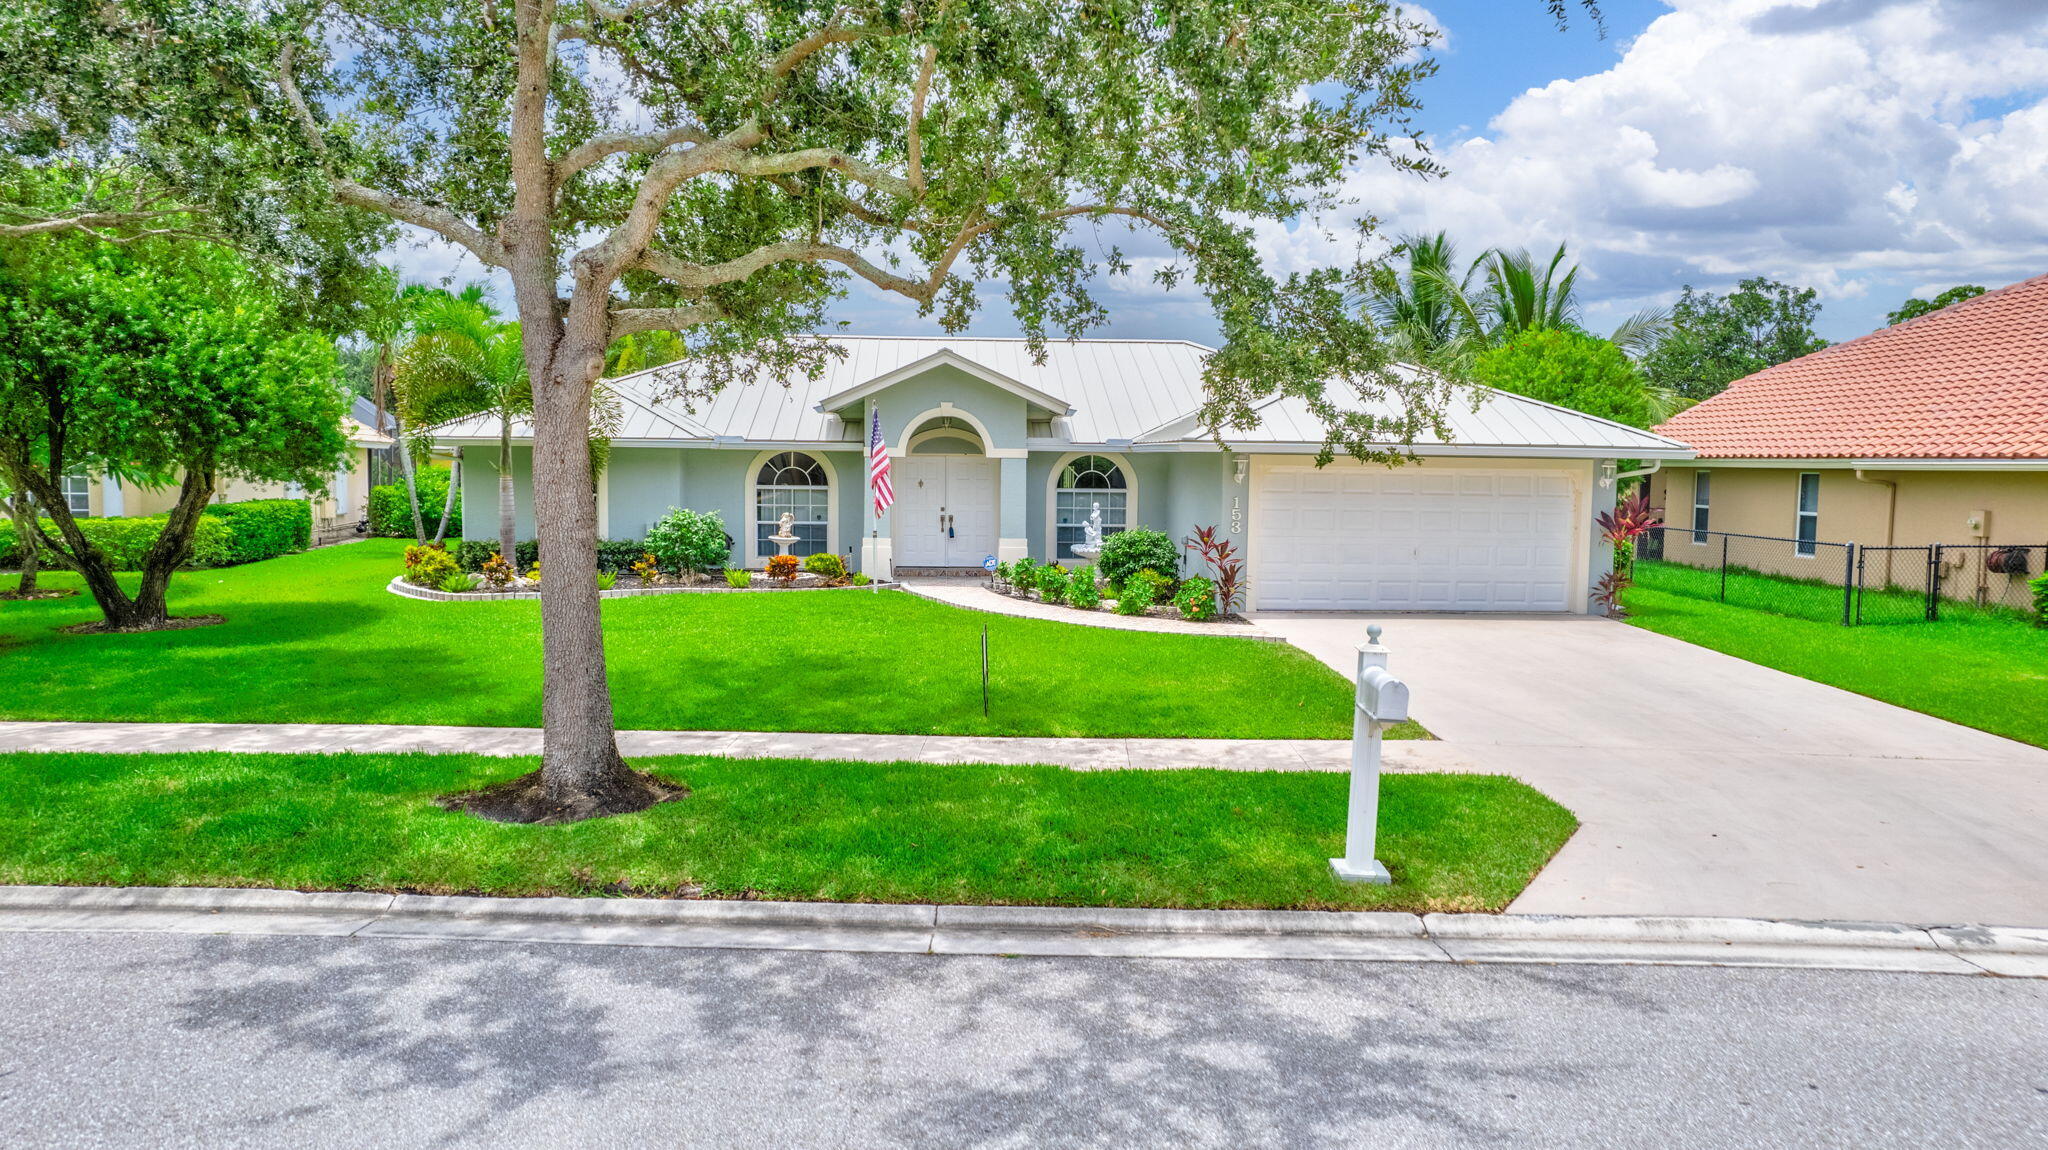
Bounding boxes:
[389,570,897,602]
[0,750,1572,911]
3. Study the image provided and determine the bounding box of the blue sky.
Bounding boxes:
[399,1,2048,348]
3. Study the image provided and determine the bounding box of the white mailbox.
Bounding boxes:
[1357,665,1410,725]
[1330,625,1409,886]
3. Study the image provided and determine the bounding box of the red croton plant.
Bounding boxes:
[1592,489,1664,617]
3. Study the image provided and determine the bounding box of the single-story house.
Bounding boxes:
[435,336,1691,614]
[58,415,396,541]
[1650,273,2048,568]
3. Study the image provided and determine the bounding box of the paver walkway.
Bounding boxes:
[897,577,1282,639]
[0,720,1471,773]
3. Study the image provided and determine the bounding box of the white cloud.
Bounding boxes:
[1304,0,2048,334]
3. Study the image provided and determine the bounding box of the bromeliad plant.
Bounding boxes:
[1593,489,1663,617]
[1186,526,1247,614]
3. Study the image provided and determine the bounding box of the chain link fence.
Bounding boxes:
[1636,528,2044,626]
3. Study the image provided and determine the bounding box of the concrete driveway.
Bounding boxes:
[1252,612,2048,925]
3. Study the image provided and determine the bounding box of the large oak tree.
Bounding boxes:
[11,0,1601,820]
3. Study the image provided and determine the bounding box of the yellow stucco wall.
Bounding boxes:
[1647,464,2048,591]
[86,445,377,531]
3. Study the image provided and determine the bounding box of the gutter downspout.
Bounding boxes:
[1854,468,1898,587]
[1615,460,1662,483]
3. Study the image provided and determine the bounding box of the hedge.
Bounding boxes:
[453,538,651,574]
[368,467,461,538]
[0,498,310,571]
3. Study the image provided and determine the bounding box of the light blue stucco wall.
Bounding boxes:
[1022,448,1233,570]
[464,442,1236,571]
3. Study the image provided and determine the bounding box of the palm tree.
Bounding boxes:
[393,292,530,564]
[1367,231,1482,370]
[1397,239,1672,363]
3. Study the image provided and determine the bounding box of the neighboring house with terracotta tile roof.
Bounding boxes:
[1647,273,2048,583]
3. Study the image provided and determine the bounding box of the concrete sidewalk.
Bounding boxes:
[0,719,1470,774]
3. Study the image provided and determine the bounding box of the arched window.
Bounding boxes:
[1054,455,1128,560]
[755,451,830,558]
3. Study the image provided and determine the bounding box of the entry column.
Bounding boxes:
[997,454,1028,563]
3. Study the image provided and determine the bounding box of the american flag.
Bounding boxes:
[868,406,895,517]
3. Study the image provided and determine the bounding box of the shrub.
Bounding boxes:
[1007,556,1038,594]
[1035,564,1071,605]
[1067,564,1102,609]
[1131,567,1175,602]
[851,572,871,586]
[438,571,481,593]
[596,571,617,591]
[1114,574,1157,616]
[367,467,461,538]
[525,562,542,586]
[645,507,731,573]
[803,551,846,579]
[1186,525,1246,614]
[725,568,752,588]
[205,499,312,562]
[767,554,800,582]
[1174,575,1218,621]
[1097,528,1178,588]
[630,553,665,585]
[453,538,645,573]
[0,498,305,570]
[479,552,515,588]
[2032,571,2048,628]
[403,544,458,588]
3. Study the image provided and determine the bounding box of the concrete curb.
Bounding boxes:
[0,886,2042,976]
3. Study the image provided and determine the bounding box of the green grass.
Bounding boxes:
[1623,584,2048,748]
[0,540,1411,740]
[0,751,1572,911]
[1635,556,2031,627]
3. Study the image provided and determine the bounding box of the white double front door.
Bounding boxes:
[893,456,999,567]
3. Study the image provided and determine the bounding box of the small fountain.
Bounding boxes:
[768,511,801,558]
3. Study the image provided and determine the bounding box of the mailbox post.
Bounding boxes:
[1330,624,1409,885]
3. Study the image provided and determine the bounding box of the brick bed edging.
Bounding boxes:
[386,575,902,603]
[896,580,1288,642]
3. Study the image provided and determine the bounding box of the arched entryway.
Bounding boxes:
[893,415,999,568]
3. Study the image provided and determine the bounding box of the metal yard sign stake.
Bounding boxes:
[1330,624,1409,885]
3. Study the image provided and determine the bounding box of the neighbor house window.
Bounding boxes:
[60,472,91,516]
[756,451,829,558]
[1054,455,1128,560]
[1795,472,1820,557]
[1690,471,1711,544]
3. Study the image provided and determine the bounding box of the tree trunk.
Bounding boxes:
[497,415,518,564]
[19,463,216,631]
[8,493,41,595]
[394,411,428,544]
[432,448,460,546]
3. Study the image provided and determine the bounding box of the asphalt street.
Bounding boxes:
[5,931,2046,1148]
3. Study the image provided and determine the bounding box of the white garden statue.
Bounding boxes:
[769,512,800,557]
[1072,502,1104,560]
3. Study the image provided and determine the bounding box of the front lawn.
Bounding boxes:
[0,751,1572,911]
[0,540,1401,740]
[1622,585,2048,749]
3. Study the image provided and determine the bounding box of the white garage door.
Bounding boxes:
[1252,464,1577,611]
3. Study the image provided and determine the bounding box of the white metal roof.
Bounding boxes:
[1195,377,1695,459]
[429,334,1694,458]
